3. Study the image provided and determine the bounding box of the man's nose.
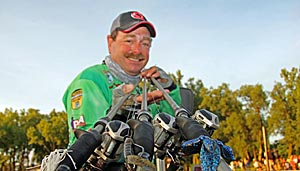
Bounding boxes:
[131,42,142,54]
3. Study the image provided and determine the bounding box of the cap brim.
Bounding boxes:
[122,21,156,38]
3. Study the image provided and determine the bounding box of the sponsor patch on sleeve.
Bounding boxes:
[71,115,86,129]
[71,89,82,109]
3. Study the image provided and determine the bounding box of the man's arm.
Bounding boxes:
[63,79,110,146]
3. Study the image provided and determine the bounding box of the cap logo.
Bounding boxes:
[131,11,145,21]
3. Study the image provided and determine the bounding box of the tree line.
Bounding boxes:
[0,66,299,170]
[0,109,68,170]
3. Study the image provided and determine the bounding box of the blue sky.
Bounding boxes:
[1,0,300,114]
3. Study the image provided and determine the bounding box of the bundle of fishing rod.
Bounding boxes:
[41,77,234,171]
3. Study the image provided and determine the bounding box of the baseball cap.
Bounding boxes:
[110,11,156,38]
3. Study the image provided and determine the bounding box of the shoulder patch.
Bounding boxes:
[71,89,83,109]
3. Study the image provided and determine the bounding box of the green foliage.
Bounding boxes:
[0,109,28,170]
[268,67,300,157]
[0,108,68,170]
[196,83,251,158]
[175,67,300,160]
[236,84,269,160]
[184,77,205,112]
[170,70,184,87]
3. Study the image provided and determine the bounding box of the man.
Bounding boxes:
[62,11,182,170]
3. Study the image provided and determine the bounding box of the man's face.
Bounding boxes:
[107,27,152,76]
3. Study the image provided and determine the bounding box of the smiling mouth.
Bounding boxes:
[128,57,143,62]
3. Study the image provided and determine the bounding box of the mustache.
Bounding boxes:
[124,53,145,60]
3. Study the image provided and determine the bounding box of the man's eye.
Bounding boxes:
[142,41,151,48]
[142,42,150,47]
[125,39,133,43]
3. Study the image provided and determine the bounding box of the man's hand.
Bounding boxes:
[140,66,161,78]
[139,66,176,103]
[140,66,176,91]
[135,89,169,104]
[113,84,167,107]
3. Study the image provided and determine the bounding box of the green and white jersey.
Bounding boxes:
[63,63,181,146]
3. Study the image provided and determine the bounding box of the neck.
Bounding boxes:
[105,55,140,84]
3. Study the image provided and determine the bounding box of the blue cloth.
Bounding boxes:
[215,139,235,161]
[199,136,220,171]
[181,135,235,171]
